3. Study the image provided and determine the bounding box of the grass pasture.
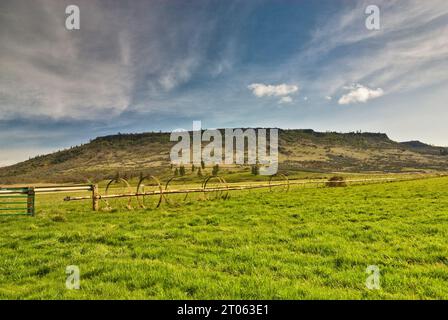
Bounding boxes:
[0,177,447,299]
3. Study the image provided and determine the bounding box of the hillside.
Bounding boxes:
[1,129,448,183]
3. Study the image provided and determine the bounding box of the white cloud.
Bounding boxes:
[338,84,384,105]
[325,96,332,100]
[248,83,299,97]
[278,96,293,104]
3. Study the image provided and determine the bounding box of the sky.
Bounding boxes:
[0,0,448,166]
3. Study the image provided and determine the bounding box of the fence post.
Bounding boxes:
[92,184,99,211]
[27,187,35,216]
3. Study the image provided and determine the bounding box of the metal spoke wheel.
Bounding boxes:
[103,178,134,211]
[202,176,229,200]
[136,175,163,209]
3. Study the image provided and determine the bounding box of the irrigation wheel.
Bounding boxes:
[202,176,229,200]
[164,176,191,207]
[103,178,134,211]
[269,173,290,193]
[136,175,163,209]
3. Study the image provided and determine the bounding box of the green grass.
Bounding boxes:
[0,177,447,299]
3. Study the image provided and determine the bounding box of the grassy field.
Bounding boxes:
[0,177,447,299]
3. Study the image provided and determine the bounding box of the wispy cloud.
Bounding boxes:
[0,0,250,121]
[0,0,135,120]
[278,96,293,104]
[300,0,448,98]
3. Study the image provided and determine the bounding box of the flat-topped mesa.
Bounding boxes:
[1,128,447,184]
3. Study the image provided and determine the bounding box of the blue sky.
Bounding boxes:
[1,0,448,166]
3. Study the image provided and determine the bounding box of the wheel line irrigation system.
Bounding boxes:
[0,173,442,215]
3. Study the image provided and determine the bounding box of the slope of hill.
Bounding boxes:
[1,129,447,183]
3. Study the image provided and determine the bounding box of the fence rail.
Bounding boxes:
[34,185,93,193]
[0,184,93,216]
[0,187,35,216]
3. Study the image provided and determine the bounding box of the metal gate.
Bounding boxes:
[0,187,35,216]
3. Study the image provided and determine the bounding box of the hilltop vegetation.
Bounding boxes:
[0,129,448,183]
